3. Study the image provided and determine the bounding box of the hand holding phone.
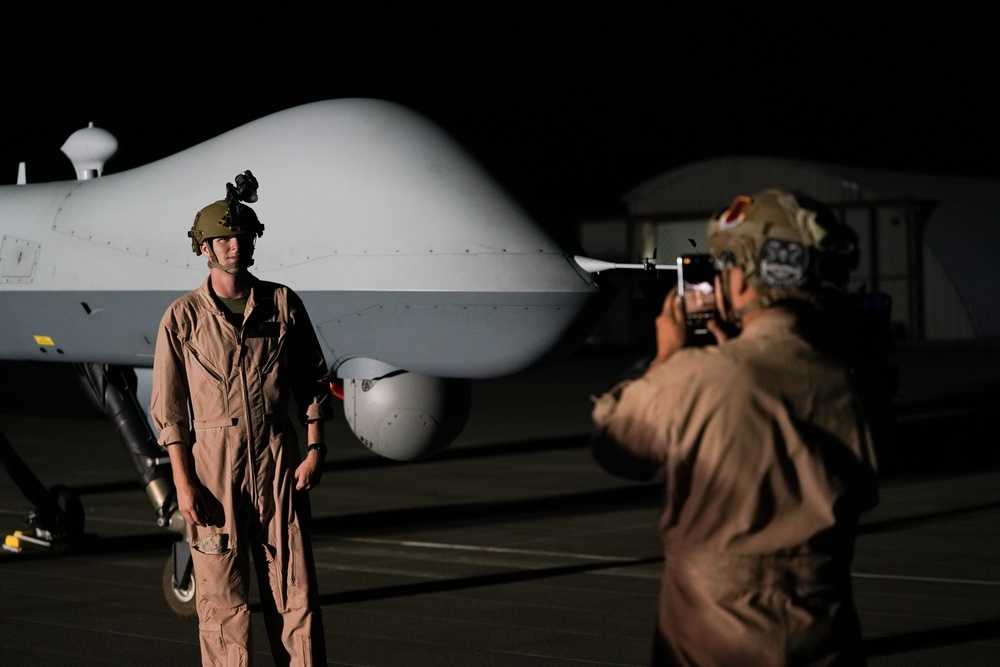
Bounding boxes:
[649,286,687,370]
[677,254,719,346]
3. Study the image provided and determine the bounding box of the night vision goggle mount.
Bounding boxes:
[188,170,265,255]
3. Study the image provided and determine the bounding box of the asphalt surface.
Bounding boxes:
[1,344,999,666]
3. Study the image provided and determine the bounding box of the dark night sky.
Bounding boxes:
[3,6,996,235]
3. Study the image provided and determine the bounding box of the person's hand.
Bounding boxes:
[648,287,686,370]
[295,450,324,491]
[175,478,209,527]
[706,318,730,344]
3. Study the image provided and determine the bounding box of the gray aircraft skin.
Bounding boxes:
[0,98,610,463]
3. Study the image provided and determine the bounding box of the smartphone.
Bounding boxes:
[677,254,718,345]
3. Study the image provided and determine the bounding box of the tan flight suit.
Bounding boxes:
[592,311,878,666]
[152,275,331,666]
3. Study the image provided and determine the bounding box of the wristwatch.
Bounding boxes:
[307,442,327,457]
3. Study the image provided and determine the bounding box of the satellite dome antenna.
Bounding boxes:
[61,122,118,180]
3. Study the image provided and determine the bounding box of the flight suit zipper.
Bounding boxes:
[235,309,259,509]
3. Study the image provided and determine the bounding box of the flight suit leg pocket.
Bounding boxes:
[198,622,225,667]
[297,633,313,667]
[191,533,246,609]
[198,621,249,667]
[285,524,308,611]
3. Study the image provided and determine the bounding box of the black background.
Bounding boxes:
[3,5,995,236]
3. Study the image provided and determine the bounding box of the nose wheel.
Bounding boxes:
[162,541,196,616]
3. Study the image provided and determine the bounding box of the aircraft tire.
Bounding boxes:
[162,557,197,617]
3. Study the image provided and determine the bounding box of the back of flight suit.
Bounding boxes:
[592,312,878,666]
[152,275,331,666]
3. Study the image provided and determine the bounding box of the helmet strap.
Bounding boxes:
[203,238,254,274]
[717,267,743,326]
[206,258,242,274]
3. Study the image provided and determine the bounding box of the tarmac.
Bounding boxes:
[1,343,999,666]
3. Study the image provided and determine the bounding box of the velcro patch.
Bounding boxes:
[246,321,280,338]
[758,239,809,287]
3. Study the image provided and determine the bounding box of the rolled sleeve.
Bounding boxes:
[156,422,192,448]
[287,290,334,426]
[150,318,192,447]
[590,377,667,480]
[304,393,331,424]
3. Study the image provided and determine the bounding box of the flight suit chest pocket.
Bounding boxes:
[246,321,286,375]
[183,341,231,419]
[183,342,225,382]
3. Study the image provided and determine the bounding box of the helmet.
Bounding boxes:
[188,199,264,255]
[188,171,265,270]
[707,188,858,310]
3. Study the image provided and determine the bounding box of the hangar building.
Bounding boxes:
[578,156,1000,348]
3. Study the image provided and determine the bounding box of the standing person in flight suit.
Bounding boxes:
[591,188,880,666]
[151,171,332,666]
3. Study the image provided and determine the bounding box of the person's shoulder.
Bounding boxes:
[252,277,285,289]
[157,293,207,338]
[251,278,293,295]
[675,343,738,372]
[653,343,761,397]
[252,280,308,312]
[161,286,204,319]
[647,345,729,386]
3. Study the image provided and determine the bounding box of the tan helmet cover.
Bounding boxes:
[708,188,857,296]
[188,200,263,255]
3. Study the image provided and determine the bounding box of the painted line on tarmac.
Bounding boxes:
[343,537,645,562]
[853,572,1000,586]
[340,541,1000,587]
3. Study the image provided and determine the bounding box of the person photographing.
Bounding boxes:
[592,188,879,666]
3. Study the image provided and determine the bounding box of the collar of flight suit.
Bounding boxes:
[195,274,276,323]
[736,308,802,342]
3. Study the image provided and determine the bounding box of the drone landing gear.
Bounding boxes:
[0,432,84,552]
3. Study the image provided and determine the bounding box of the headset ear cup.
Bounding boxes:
[188,229,202,255]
